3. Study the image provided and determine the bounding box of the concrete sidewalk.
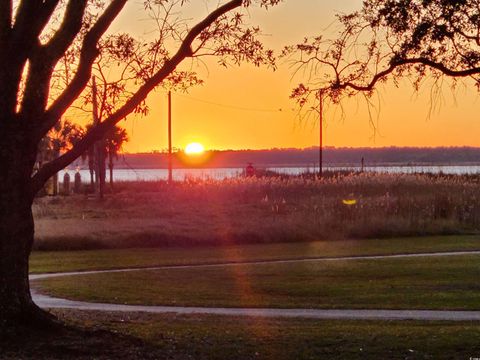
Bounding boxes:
[31,250,480,321]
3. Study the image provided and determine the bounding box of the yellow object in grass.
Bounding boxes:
[342,199,357,206]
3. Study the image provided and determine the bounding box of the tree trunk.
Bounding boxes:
[0,133,52,326]
[89,169,94,187]
[89,154,95,190]
[109,150,114,190]
[0,192,37,321]
[94,141,106,199]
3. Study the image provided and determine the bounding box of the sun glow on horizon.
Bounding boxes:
[117,1,480,153]
[185,142,205,155]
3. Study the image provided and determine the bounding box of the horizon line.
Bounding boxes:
[123,145,480,155]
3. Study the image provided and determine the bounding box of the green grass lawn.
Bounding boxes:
[36,254,480,310]
[29,237,480,358]
[55,310,480,360]
[30,235,480,274]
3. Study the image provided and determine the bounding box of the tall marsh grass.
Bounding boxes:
[33,172,480,250]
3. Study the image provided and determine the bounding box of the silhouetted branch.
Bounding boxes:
[0,0,12,50]
[287,0,480,121]
[336,57,480,93]
[32,0,248,193]
[20,0,89,124]
[41,0,128,137]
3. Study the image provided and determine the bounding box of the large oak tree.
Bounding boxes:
[0,0,279,324]
[286,0,480,115]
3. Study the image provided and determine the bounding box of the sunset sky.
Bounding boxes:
[113,1,480,153]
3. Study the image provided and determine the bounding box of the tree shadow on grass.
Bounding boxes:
[0,317,165,360]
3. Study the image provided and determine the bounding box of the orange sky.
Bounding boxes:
[111,1,480,153]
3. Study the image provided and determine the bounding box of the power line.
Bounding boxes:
[173,92,285,113]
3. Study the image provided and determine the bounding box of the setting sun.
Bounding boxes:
[185,142,205,155]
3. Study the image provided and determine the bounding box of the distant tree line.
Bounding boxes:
[75,147,480,169]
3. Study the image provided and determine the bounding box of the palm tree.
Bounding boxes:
[37,120,83,195]
[105,126,128,189]
[80,124,128,192]
[81,124,97,191]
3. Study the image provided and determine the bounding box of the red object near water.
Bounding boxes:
[246,163,255,177]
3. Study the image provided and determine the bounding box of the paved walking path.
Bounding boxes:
[31,250,480,321]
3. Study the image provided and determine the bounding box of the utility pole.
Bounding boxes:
[168,91,173,184]
[319,90,324,178]
[92,76,105,199]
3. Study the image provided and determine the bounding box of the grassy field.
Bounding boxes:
[3,310,479,359]
[50,310,480,360]
[30,235,480,273]
[35,253,480,310]
[33,173,480,250]
[25,175,480,358]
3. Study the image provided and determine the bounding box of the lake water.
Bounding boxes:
[59,165,480,183]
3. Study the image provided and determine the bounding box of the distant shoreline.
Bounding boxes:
[67,146,480,170]
[68,163,480,170]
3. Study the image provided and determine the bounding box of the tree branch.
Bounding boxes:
[0,0,13,116]
[12,0,60,53]
[40,0,129,138]
[44,0,89,62]
[32,0,244,193]
[0,0,11,50]
[336,57,480,92]
[19,0,88,124]
[0,0,59,117]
